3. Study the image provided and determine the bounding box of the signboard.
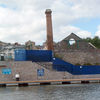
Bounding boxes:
[2,68,12,75]
[37,69,44,76]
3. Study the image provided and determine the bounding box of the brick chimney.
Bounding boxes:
[45,9,53,50]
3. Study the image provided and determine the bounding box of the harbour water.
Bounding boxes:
[0,84,100,100]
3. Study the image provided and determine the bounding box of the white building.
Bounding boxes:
[0,44,25,61]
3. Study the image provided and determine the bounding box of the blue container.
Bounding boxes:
[15,50,26,61]
[26,50,52,62]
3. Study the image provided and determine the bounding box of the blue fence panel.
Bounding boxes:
[72,66,83,75]
[53,58,100,75]
[15,50,26,61]
[26,50,52,62]
[73,65,100,75]
[53,58,74,73]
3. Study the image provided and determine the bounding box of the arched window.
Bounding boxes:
[69,38,76,45]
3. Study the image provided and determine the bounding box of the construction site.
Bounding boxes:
[0,9,100,86]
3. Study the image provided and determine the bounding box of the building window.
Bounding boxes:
[69,38,76,45]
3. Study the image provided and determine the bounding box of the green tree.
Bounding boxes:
[83,36,100,49]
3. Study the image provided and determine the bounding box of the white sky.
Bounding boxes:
[0,0,100,45]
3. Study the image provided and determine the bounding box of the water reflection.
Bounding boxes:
[0,84,100,100]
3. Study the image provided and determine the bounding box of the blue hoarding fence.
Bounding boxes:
[72,65,100,75]
[2,68,12,75]
[37,69,44,76]
[26,50,52,62]
[15,49,26,61]
[14,50,100,75]
[15,50,53,62]
[53,58,74,73]
[53,58,100,75]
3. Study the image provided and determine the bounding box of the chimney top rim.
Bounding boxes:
[45,9,52,13]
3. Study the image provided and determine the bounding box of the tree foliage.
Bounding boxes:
[83,36,100,49]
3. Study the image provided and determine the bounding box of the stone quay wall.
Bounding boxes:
[0,61,100,82]
[54,50,100,65]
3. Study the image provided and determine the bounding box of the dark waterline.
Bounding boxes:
[0,84,100,100]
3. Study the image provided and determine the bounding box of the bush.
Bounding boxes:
[54,53,63,59]
[83,63,92,66]
[75,63,81,66]
[94,63,100,65]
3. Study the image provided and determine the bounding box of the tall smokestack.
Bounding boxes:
[45,9,53,50]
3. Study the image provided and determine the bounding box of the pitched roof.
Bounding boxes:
[63,33,82,41]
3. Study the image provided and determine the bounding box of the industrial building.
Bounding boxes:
[54,33,100,65]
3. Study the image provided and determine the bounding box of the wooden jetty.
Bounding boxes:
[0,78,100,87]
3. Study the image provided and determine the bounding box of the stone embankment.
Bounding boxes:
[0,61,100,82]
